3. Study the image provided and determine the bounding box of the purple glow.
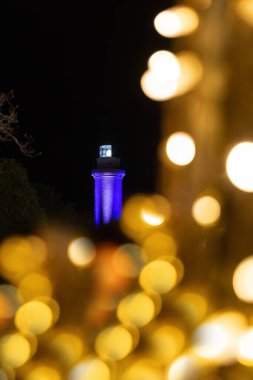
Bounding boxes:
[92,170,125,226]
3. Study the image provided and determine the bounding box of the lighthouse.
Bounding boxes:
[92,145,125,226]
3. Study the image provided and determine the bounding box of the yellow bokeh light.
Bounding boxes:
[148,325,185,364]
[15,300,54,335]
[143,232,177,260]
[238,328,253,366]
[141,210,165,226]
[69,358,111,380]
[50,332,84,366]
[121,194,171,240]
[18,272,53,301]
[139,259,178,294]
[233,256,253,302]
[36,297,60,325]
[0,293,13,321]
[67,237,96,268]
[0,284,21,319]
[0,369,9,380]
[192,195,221,227]
[140,195,170,227]
[27,366,61,380]
[3,369,16,380]
[46,297,60,324]
[0,333,31,368]
[154,6,199,38]
[95,325,134,360]
[117,292,158,327]
[28,235,47,260]
[166,132,195,166]
[121,195,147,230]
[174,292,208,325]
[121,195,153,239]
[0,236,47,282]
[175,52,203,96]
[112,244,146,278]
[168,354,200,380]
[226,142,253,192]
[235,0,253,27]
[122,360,163,380]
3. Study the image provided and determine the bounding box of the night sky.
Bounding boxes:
[0,0,172,216]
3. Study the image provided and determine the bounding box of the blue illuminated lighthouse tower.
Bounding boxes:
[92,145,125,226]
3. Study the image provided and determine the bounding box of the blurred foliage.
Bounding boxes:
[0,159,45,238]
[34,183,82,227]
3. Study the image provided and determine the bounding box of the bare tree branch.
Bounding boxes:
[0,90,40,157]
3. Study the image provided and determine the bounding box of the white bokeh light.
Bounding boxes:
[154,6,199,38]
[168,354,199,380]
[193,311,246,364]
[238,328,253,365]
[67,237,96,268]
[148,50,181,81]
[141,51,181,101]
[226,142,253,192]
[141,50,202,102]
[233,256,253,302]
[141,70,178,101]
[192,195,221,227]
[193,323,227,359]
[166,132,195,166]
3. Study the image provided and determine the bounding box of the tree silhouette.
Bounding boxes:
[0,90,38,157]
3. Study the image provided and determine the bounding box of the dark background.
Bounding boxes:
[0,0,172,217]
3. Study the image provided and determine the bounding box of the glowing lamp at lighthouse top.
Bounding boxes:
[99,145,112,158]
